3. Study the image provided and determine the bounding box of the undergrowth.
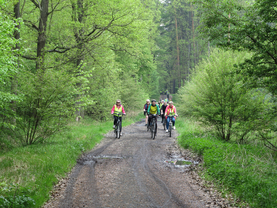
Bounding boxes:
[0,113,143,208]
[176,118,277,208]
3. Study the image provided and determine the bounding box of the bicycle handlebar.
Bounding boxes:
[113,112,125,116]
[147,114,158,116]
[167,114,178,117]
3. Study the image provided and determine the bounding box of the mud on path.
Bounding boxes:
[44,119,214,208]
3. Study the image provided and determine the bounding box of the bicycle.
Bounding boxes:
[149,114,158,140]
[162,115,166,130]
[113,112,123,139]
[167,115,175,137]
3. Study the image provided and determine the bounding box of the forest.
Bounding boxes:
[0,0,206,147]
[1,0,277,207]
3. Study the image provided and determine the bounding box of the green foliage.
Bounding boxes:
[0,182,35,208]
[0,116,142,207]
[177,119,277,208]
[193,0,277,95]
[0,0,20,131]
[0,0,163,145]
[120,72,150,112]
[9,68,85,145]
[156,0,209,94]
[178,49,274,141]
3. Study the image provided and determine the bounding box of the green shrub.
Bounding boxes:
[177,119,277,207]
[9,69,84,145]
[0,182,35,208]
[0,0,21,149]
[178,49,274,142]
[0,116,141,207]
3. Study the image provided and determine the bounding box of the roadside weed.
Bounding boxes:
[0,114,141,207]
[177,118,277,208]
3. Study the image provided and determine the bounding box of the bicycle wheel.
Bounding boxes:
[153,122,156,140]
[169,123,172,137]
[150,123,154,139]
[163,120,166,130]
[114,125,117,138]
[117,122,120,139]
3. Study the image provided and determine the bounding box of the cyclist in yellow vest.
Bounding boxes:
[111,100,126,135]
[165,101,178,133]
[147,99,160,127]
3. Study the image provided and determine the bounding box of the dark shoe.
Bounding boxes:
[145,124,147,126]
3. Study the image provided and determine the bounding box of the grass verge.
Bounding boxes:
[0,113,144,208]
[176,118,277,208]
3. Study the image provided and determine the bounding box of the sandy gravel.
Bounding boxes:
[43,119,227,208]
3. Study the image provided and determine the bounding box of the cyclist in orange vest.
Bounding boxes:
[165,101,178,133]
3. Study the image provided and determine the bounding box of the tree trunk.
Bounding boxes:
[228,13,230,42]
[172,79,176,94]
[208,41,210,57]
[174,8,181,89]
[14,1,20,41]
[72,0,85,121]
[11,0,21,122]
[36,0,49,71]
[191,3,196,66]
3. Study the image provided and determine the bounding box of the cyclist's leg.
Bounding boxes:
[145,114,148,125]
[172,117,176,126]
[148,114,152,125]
[155,116,158,131]
[166,117,170,129]
[113,116,118,128]
[119,117,122,133]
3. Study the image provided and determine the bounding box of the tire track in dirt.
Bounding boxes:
[44,119,213,208]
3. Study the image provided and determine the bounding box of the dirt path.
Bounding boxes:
[44,119,214,208]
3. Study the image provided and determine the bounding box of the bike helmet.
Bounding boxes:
[146,99,150,102]
[116,99,121,103]
[151,99,156,102]
[169,101,173,104]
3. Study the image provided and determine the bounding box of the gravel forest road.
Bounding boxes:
[44,119,213,208]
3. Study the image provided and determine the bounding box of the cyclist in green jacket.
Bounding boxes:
[147,99,160,127]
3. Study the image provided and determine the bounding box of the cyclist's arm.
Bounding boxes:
[147,104,151,114]
[157,105,160,115]
[122,106,126,114]
[164,106,169,116]
[111,105,115,114]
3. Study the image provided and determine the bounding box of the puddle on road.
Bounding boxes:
[80,155,127,166]
[164,159,199,168]
[84,161,96,165]
[92,155,124,159]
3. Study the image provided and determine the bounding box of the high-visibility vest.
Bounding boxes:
[149,105,158,115]
[114,105,123,117]
[167,106,176,116]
